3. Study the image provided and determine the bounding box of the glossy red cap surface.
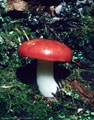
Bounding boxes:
[18,38,73,62]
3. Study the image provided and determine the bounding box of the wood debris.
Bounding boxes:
[71,80,94,105]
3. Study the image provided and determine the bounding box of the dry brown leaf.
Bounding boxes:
[6,0,29,11]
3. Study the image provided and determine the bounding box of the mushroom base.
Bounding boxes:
[37,60,59,97]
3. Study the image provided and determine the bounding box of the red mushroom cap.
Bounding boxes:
[18,38,73,62]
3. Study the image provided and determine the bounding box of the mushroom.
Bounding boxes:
[18,38,73,97]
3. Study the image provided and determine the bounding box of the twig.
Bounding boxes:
[18,37,22,45]
[49,28,61,41]
[1,85,12,88]
[71,80,94,105]
[72,60,94,68]
[49,17,80,25]
[22,29,29,41]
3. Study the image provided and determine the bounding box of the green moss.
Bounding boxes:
[0,1,94,119]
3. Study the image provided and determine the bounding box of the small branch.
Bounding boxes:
[22,29,29,41]
[17,37,22,45]
[72,60,94,68]
[71,80,94,105]
[49,28,61,41]
[49,17,80,25]
[1,85,12,88]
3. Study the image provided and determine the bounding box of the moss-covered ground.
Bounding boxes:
[0,1,94,120]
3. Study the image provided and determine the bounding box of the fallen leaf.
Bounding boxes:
[6,0,29,11]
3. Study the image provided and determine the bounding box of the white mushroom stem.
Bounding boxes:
[37,60,59,97]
